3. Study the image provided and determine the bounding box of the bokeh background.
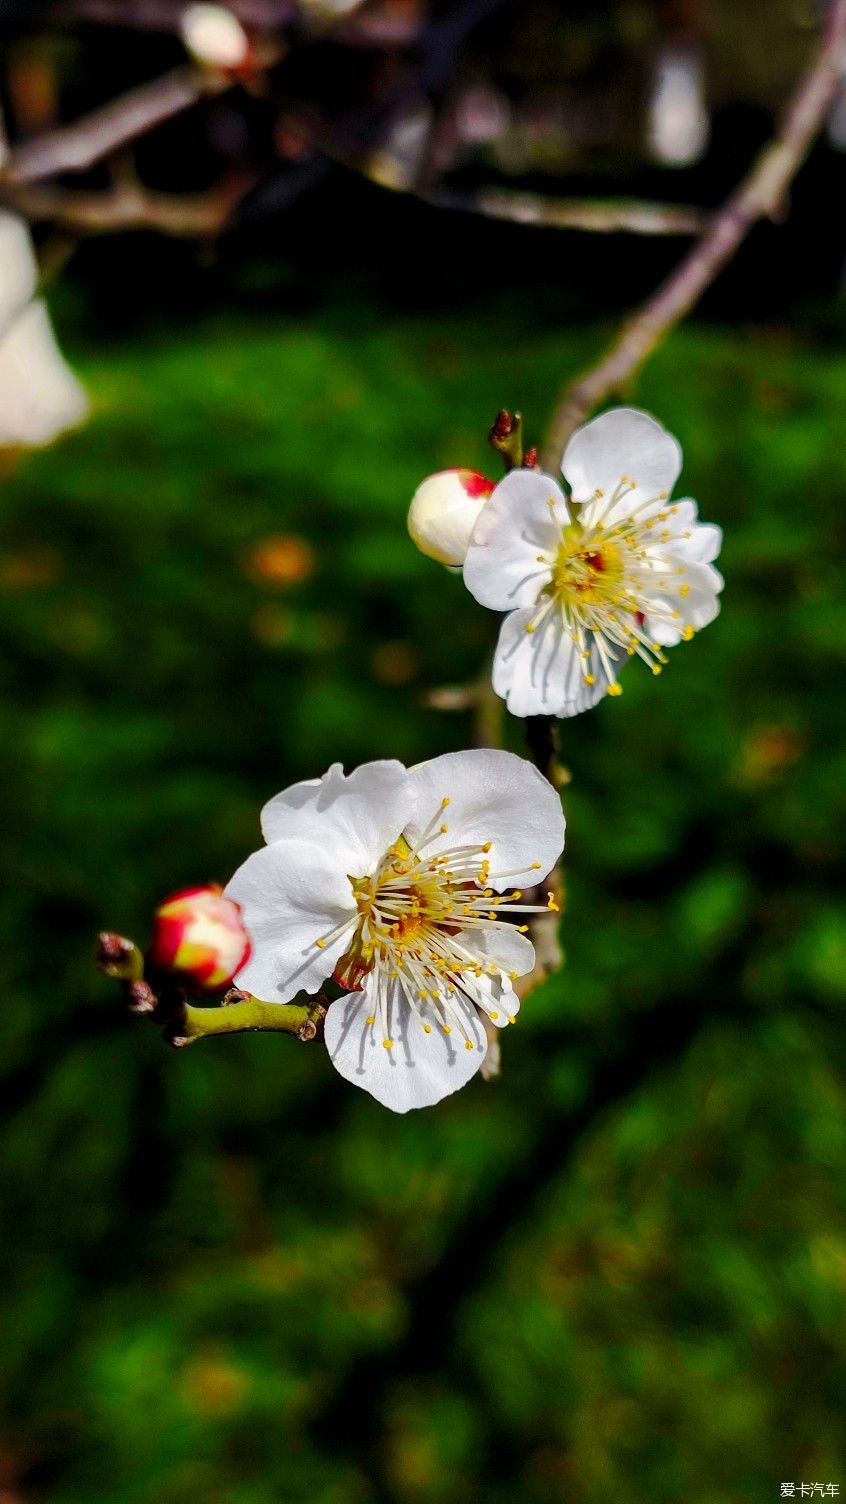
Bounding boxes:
[1,2,845,1501]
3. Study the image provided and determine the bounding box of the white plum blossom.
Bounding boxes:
[463,407,723,718]
[225,750,565,1112]
[408,469,494,567]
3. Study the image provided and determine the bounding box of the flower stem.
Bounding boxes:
[168,993,326,1049]
[95,933,327,1048]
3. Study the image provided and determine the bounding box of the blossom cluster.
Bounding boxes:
[410,407,723,716]
[136,404,723,1114]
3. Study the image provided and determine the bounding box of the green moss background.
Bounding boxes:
[1,291,844,1502]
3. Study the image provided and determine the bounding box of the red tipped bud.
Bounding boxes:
[148,884,251,992]
[407,469,494,567]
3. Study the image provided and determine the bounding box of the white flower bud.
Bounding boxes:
[408,469,494,567]
[180,4,250,70]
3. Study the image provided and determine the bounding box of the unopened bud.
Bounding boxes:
[127,979,158,1015]
[96,932,143,981]
[180,4,250,71]
[488,409,524,470]
[148,884,251,992]
[408,469,494,567]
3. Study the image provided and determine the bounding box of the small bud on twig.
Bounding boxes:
[488,410,524,471]
[126,979,159,1015]
[95,932,144,982]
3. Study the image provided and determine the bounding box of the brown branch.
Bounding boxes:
[4,68,224,184]
[541,0,846,466]
[0,42,278,188]
[431,187,707,237]
[56,0,298,28]
[299,104,708,238]
[1,176,255,238]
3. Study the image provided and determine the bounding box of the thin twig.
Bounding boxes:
[541,0,846,465]
[295,102,708,238]
[0,45,278,187]
[432,187,707,237]
[1,176,255,237]
[95,934,327,1047]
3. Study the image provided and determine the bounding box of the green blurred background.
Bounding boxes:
[1,2,846,1501]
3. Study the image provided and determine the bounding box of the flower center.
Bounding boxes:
[549,528,624,608]
[524,483,697,691]
[315,800,557,1050]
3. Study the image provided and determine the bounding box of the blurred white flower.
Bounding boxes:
[408,468,494,567]
[226,751,565,1112]
[0,211,38,326]
[648,45,710,168]
[0,211,88,449]
[463,408,723,718]
[180,4,250,70]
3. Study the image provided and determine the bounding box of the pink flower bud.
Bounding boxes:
[148,885,251,992]
[408,469,494,567]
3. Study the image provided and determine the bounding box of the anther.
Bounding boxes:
[383,1039,394,1049]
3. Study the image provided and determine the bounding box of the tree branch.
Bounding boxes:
[95,934,326,1048]
[431,187,706,237]
[541,0,846,466]
[0,44,278,188]
[1,176,254,237]
[4,68,225,183]
[169,990,327,1048]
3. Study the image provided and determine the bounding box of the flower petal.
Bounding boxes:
[463,469,562,611]
[260,760,413,878]
[456,921,535,978]
[324,978,486,1112]
[561,407,682,505]
[472,971,521,1028]
[226,839,357,999]
[403,747,565,888]
[667,504,723,564]
[491,607,613,719]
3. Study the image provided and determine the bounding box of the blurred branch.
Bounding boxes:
[1,174,256,237]
[0,43,279,187]
[431,187,706,237]
[287,102,707,238]
[3,67,227,183]
[541,0,846,464]
[55,0,298,27]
